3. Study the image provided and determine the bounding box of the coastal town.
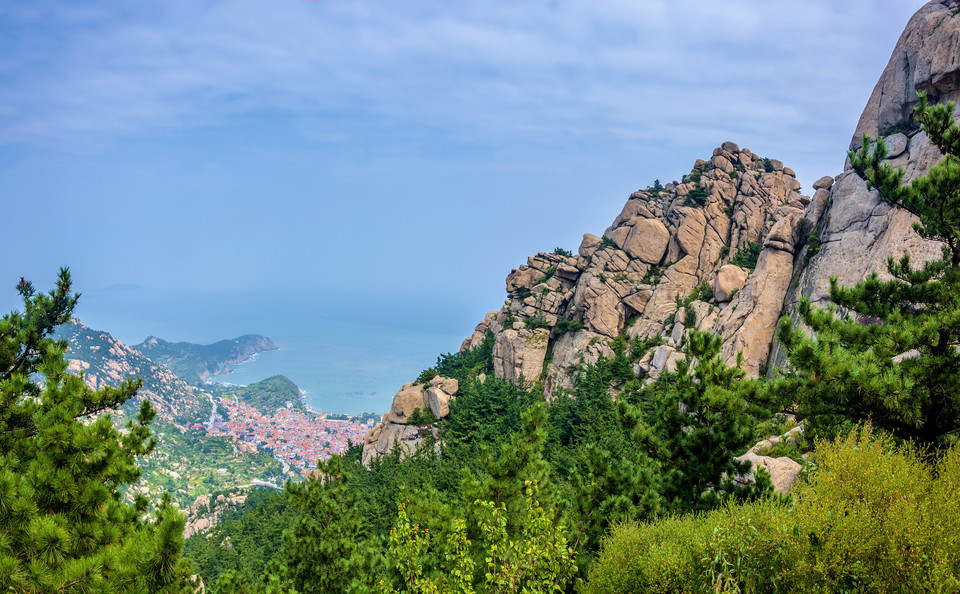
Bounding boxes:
[204,397,373,475]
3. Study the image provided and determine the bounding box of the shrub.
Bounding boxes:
[408,407,439,426]
[683,186,709,207]
[729,241,762,271]
[552,247,573,258]
[587,427,960,593]
[524,311,551,330]
[554,315,584,337]
[804,230,821,262]
[599,235,617,250]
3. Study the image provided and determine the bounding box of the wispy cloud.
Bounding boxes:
[0,0,928,159]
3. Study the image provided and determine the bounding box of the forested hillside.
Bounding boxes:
[134,334,278,385]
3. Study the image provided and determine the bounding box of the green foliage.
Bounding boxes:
[233,375,303,413]
[185,487,297,586]
[777,92,960,448]
[553,312,585,337]
[523,311,551,330]
[552,247,573,258]
[534,266,557,285]
[682,185,709,207]
[682,281,713,308]
[761,157,774,173]
[587,427,960,593]
[416,368,439,385]
[804,229,821,262]
[641,265,663,285]
[682,308,696,328]
[649,331,769,513]
[598,236,617,250]
[408,407,439,426]
[422,331,495,387]
[878,117,921,137]
[282,455,384,592]
[648,179,664,193]
[629,335,663,362]
[0,269,193,592]
[139,421,284,509]
[729,241,762,271]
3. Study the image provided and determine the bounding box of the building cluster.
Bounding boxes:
[206,399,369,474]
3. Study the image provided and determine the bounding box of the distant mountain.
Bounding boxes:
[57,319,208,427]
[133,334,278,385]
[232,375,304,413]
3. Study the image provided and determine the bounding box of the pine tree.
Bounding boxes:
[281,454,381,593]
[0,269,193,592]
[778,92,960,447]
[650,330,765,512]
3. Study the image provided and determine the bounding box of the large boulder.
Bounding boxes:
[622,218,670,264]
[714,265,748,303]
[362,376,458,465]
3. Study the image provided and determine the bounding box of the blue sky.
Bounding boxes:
[0,0,930,344]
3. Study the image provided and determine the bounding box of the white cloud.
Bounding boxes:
[0,0,930,175]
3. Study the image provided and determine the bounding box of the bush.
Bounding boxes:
[587,427,960,593]
[683,186,709,207]
[729,241,762,271]
[804,230,821,262]
[552,247,573,258]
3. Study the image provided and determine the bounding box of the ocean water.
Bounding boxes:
[67,290,476,416]
[204,318,465,415]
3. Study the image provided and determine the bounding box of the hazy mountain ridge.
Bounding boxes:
[133,333,278,385]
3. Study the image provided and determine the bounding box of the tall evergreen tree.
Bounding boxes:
[778,93,960,447]
[0,269,193,592]
[650,330,765,513]
[281,455,382,593]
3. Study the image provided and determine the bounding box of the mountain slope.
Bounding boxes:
[58,319,208,426]
[133,334,278,385]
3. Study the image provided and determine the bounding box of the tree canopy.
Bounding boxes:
[0,269,193,592]
[777,92,960,447]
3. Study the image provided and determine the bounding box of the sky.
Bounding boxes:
[0,0,931,346]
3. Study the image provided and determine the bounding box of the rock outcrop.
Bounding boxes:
[770,0,960,370]
[462,1,960,389]
[462,141,811,391]
[734,426,805,494]
[377,1,960,470]
[361,376,458,465]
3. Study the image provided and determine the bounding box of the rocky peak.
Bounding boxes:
[461,141,813,393]
[361,375,458,465]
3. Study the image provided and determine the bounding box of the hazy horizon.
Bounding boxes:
[2,0,930,377]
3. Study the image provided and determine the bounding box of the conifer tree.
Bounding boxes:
[778,93,960,447]
[650,330,765,512]
[0,269,193,592]
[281,454,381,593]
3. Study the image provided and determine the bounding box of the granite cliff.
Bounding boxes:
[364,0,960,466]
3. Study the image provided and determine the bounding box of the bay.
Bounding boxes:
[205,318,464,415]
[69,288,475,416]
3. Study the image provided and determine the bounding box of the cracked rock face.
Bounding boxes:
[461,141,811,393]
[361,376,458,465]
[770,0,959,370]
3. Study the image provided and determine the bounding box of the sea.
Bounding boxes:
[64,289,477,416]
